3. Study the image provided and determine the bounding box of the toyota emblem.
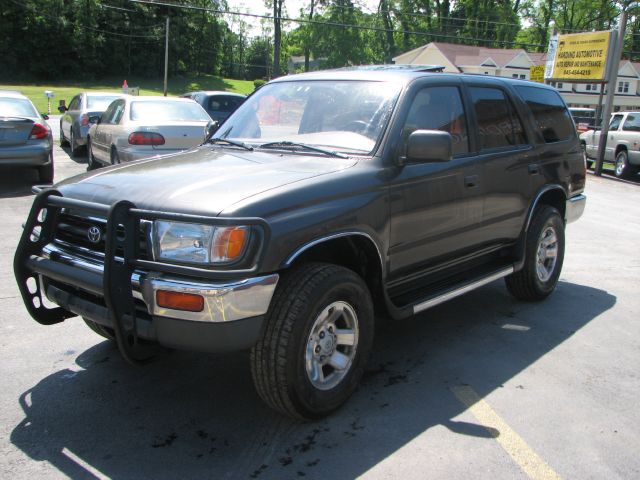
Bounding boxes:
[87,226,102,244]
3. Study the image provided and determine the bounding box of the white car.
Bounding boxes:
[580,111,640,178]
[87,96,212,168]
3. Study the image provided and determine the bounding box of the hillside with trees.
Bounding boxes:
[1,0,638,82]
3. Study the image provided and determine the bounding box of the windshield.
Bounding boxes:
[130,101,210,122]
[87,95,122,110]
[215,80,402,154]
[0,97,39,118]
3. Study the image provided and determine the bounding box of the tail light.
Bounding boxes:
[128,132,165,146]
[29,123,49,140]
[80,114,90,126]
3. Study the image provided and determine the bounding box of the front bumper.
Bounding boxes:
[14,190,274,361]
[566,194,586,224]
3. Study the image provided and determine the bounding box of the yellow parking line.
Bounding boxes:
[452,386,562,480]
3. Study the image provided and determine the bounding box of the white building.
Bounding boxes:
[393,42,640,112]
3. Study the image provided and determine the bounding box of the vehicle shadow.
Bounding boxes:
[59,144,88,165]
[10,280,614,479]
[0,166,45,199]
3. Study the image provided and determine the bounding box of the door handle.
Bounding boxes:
[464,175,479,188]
[528,164,539,175]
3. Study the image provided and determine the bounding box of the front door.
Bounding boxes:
[388,83,482,281]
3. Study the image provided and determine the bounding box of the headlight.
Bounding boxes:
[153,221,249,264]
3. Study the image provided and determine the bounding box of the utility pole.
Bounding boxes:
[164,16,170,97]
[595,3,628,176]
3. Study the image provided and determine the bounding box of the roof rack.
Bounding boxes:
[335,64,445,73]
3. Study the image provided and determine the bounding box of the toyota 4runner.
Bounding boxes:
[14,67,586,419]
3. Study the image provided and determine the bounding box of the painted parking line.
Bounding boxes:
[452,386,562,480]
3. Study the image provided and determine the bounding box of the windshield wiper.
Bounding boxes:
[259,141,348,158]
[207,138,254,151]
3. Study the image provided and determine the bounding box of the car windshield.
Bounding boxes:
[130,101,210,122]
[0,97,39,118]
[215,80,402,154]
[87,95,122,110]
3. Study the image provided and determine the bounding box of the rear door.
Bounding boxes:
[462,79,536,247]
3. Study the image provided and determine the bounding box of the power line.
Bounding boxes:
[128,0,547,49]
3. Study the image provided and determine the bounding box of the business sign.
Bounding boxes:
[530,65,545,83]
[550,30,613,81]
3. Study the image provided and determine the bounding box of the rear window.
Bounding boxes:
[516,86,575,143]
[87,95,122,110]
[207,95,244,112]
[130,101,210,122]
[0,97,39,117]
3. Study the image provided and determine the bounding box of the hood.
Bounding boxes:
[55,146,357,216]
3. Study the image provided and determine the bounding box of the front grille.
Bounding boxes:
[54,212,151,259]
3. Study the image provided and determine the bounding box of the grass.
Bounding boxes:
[1,74,255,113]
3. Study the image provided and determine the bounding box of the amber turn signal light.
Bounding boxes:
[156,290,204,312]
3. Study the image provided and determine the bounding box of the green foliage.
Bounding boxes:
[253,79,267,90]
[1,75,255,113]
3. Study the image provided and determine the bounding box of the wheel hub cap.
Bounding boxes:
[536,226,558,282]
[305,301,359,390]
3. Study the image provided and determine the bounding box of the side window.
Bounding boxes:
[515,85,576,143]
[622,114,640,131]
[609,115,624,130]
[469,87,526,150]
[111,100,126,124]
[403,86,469,156]
[68,96,81,111]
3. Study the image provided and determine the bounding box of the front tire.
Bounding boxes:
[250,263,374,419]
[70,128,81,157]
[83,318,116,341]
[506,205,565,301]
[87,137,98,170]
[110,148,120,165]
[59,122,69,147]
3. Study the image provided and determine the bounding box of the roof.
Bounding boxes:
[183,91,246,97]
[271,66,558,92]
[0,90,26,98]
[393,42,547,68]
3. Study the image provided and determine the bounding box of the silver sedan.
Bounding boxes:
[87,96,212,168]
[0,91,54,182]
[59,92,126,157]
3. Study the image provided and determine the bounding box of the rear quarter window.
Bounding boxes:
[515,86,576,143]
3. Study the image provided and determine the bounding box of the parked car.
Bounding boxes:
[15,68,586,419]
[180,91,246,123]
[568,107,596,132]
[0,90,54,182]
[580,110,640,178]
[86,96,212,168]
[59,92,126,156]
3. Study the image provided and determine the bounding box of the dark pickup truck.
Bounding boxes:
[15,67,586,419]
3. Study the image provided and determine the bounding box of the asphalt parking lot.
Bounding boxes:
[0,118,639,479]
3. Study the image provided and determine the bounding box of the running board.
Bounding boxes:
[412,266,515,314]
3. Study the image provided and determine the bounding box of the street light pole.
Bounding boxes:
[594,3,628,176]
[164,16,170,97]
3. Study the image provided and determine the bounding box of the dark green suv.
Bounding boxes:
[15,67,586,419]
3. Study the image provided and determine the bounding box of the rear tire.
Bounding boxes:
[250,263,374,419]
[614,150,638,179]
[37,153,54,183]
[83,318,116,341]
[110,148,120,165]
[506,205,565,301]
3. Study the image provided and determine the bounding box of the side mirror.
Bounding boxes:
[400,130,453,165]
[205,121,219,142]
[57,106,67,113]
[41,114,49,120]
[88,115,101,125]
